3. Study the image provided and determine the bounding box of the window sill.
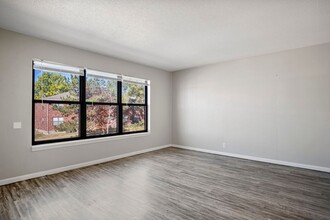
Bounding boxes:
[31,132,151,152]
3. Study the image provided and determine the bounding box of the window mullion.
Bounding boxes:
[32,65,36,145]
[118,81,123,134]
[80,71,87,138]
[145,85,148,132]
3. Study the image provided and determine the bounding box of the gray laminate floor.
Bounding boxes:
[1,147,330,220]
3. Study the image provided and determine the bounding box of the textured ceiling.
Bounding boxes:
[0,0,329,71]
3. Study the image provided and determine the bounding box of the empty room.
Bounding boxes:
[0,0,330,219]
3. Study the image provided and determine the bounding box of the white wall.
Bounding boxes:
[173,43,330,168]
[1,27,329,182]
[0,29,172,181]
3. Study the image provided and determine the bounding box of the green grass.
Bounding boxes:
[35,131,78,141]
[123,122,145,132]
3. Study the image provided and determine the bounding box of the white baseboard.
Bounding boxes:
[172,144,330,173]
[2,144,329,186]
[0,144,170,186]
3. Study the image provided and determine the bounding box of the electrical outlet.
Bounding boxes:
[222,142,226,149]
[13,122,22,129]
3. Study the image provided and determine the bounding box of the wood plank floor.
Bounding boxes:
[1,147,330,220]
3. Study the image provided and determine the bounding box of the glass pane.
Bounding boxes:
[34,103,79,141]
[87,105,118,136]
[123,106,145,132]
[86,76,117,103]
[122,83,145,104]
[34,70,79,101]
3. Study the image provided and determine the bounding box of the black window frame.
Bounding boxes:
[121,81,148,134]
[32,62,149,145]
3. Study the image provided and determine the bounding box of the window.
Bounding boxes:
[33,60,149,145]
[53,117,64,126]
[122,80,147,133]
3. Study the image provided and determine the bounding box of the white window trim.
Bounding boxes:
[31,131,151,152]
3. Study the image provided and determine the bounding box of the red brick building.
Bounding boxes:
[34,92,74,134]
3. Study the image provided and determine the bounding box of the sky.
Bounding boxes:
[34,70,73,83]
